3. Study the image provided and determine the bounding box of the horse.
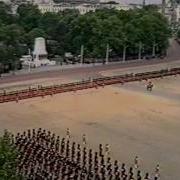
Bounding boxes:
[146,81,154,91]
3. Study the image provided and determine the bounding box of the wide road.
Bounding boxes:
[0,39,180,85]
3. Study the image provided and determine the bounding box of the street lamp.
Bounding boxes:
[13,53,17,75]
[152,42,158,57]
[105,43,112,64]
[123,45,127,62]
[138,42,143,60]
[105,43,109,64]
[28,48,32,73]
[80,45,84,65]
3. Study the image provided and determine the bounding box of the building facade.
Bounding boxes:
[37,1,133,14]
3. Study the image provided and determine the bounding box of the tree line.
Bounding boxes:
[0,2,170,72]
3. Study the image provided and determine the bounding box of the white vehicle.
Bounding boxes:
[65,52,73,59]
[20,55,32,62]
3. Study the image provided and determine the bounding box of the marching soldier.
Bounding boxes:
[155,164,160,174]
[134,156,139,169]
[66,128,71,140]
[105,144,110,156]
[82,134,87,146]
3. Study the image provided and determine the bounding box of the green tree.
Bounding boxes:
[68,8,170,58]
[24,28,47,48]
[0,130,22,180]
[0,23,25,70]
[0,2,171,67]
[0,2,13,25]
[17,4,41,32]
[0,24,24,45]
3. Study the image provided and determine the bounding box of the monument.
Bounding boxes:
[21,37,55,68]
[33,37,48,60]
[32,37,55,67]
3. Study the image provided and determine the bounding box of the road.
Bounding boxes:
[0,39,180,85]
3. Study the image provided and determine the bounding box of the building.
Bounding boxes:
[38,3,97,14]
[36,0,133,14]
[54,0,100,4]
[175,4,180,22]
[161,0,180,25]
[0,0,140,15]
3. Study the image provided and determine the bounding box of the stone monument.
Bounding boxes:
[32,37,55,67]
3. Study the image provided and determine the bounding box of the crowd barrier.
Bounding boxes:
[0,67,180,103]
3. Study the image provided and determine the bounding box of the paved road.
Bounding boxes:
[0,59,169,83]
[0,40,180,85]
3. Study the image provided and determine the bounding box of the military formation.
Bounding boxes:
[9,128,160,180]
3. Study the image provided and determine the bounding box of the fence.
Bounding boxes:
[0,67,180,103]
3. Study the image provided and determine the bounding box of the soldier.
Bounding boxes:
[121,163,126,177]
[71,142,76,162]
[115,171,121,180]
[122,173,128,180]
[154,172,160,180]
[82,134,87,146]
[144,173,150,180]
[134,156,139,169]
[154,164,160,180]
[137,170,142,180]
[99,144,103,156]
[55,136,60,151]
[155,164,160,174]
[66,128,71,140]
[100,155,105,166]
[77,144,81,164]
[82,147,87,167]
[61,138,65,154]
[105,144,110,156]
[66,140,70,158]
[128,167,134,180]
[114,160,119,174]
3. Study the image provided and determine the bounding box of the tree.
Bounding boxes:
[24,28,47,48]
[0,3,171,67]
[0,24,24,45]
[0,2,13,25]
[17,4,41,32]
[39,12,61,37]
[0,23,25,71]
[0,130,22,180]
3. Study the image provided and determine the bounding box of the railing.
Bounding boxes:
[0,67,180,103]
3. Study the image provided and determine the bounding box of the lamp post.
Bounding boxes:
[13,53,17,75]
[28,48,32,73]
[123,45,127,62]
[138,42,143,60]
[152,42,157,57]
[105,43,109,64]
[80,45,84,65]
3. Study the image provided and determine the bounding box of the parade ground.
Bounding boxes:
[0,73,180,180]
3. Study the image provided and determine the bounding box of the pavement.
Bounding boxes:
[0,59,174,84]
[0,39,180,86]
